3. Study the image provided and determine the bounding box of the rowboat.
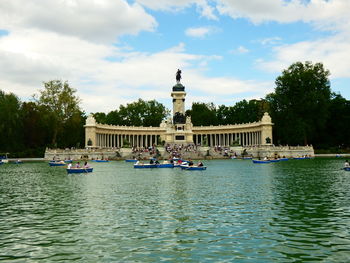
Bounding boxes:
[93,160,109,162]
[125,159,137,162]
[0,153,9,163]
[180,165,207,170]
[49,161,66,166]
[156,163,174,168]
[344,167,350,171]
[67,167,93,174]
[134,164,157,168]
[280,158,289,161]
[252,160,270,164]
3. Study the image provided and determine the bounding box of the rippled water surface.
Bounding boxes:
[1,159,350,262]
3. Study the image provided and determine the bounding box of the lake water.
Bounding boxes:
[1,159,350,262]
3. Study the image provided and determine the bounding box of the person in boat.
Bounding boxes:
[150,159,154,164]
[155,160,160,164]
[84,161,89,168]
[75,162,81,168]
[198,161,204,167]
[67,163,72,169]
[344,160,350,167]
[188,159,194,166]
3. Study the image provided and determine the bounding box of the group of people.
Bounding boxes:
[186,159,203,167]
[67,162,90,169]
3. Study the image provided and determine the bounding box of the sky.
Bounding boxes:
[1,0,350,114]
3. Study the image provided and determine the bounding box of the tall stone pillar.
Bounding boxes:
[260,112,273,145]
[84,115,97,147]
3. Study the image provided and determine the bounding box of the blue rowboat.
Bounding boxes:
[156,163,174,168]
[67,168,93,174]
[270,159,280,163]
[180,165,206,170]
[134,164,157,168]
[125,159,137,162]
[49,162,66,166]
[344,167,350,171]
[93,160,109,162]
[280,158,289,161]
[252,160,270,164]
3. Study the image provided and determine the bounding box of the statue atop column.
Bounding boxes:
[173,69,185,91]
[176,69,182,84]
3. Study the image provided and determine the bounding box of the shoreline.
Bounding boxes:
[5,154,350,162]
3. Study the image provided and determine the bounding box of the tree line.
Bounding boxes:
[1,62,349,157]
[0,80,86,157]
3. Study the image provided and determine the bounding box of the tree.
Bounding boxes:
[93,112,107,124]
[323,93,350,149]
[107,99,169,127]
[217,99,267,125]
[186,102,218,126]
[35,80,81,146]
[21,102,53,149]
[0,90,23,152]
[106,110,122,125]
[266,61,331,145]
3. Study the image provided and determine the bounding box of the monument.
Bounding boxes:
[45,69,315,160]
[160,69,194,144]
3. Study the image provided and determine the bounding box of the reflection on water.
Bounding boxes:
[0,159,350,262]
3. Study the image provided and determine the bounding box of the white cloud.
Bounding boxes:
[185,26,215,38]
[230,46,249,54]
[257,33,350,79]
[216,0,350,30]
[212,1,350,82]
[136,0,217,20]
[0,0,157,43]
[259,37,282,46]
[0,27,269,113]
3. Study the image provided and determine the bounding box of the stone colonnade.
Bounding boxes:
[85,113,273,148]
[192,131,262,147]
[95,133,162,148]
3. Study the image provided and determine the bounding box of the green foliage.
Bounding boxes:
[186,100,266,126]
[0,80,85,157]
[217,99,267,125]
[93,112,107,124]
[266,61,331,145]
[94,99,169,127]
[21,102,54,149]
[0,90,23,152]
[119,99,170,127]
[186,102,218,126]
[35,80,82,145]
[321,93,350,148]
